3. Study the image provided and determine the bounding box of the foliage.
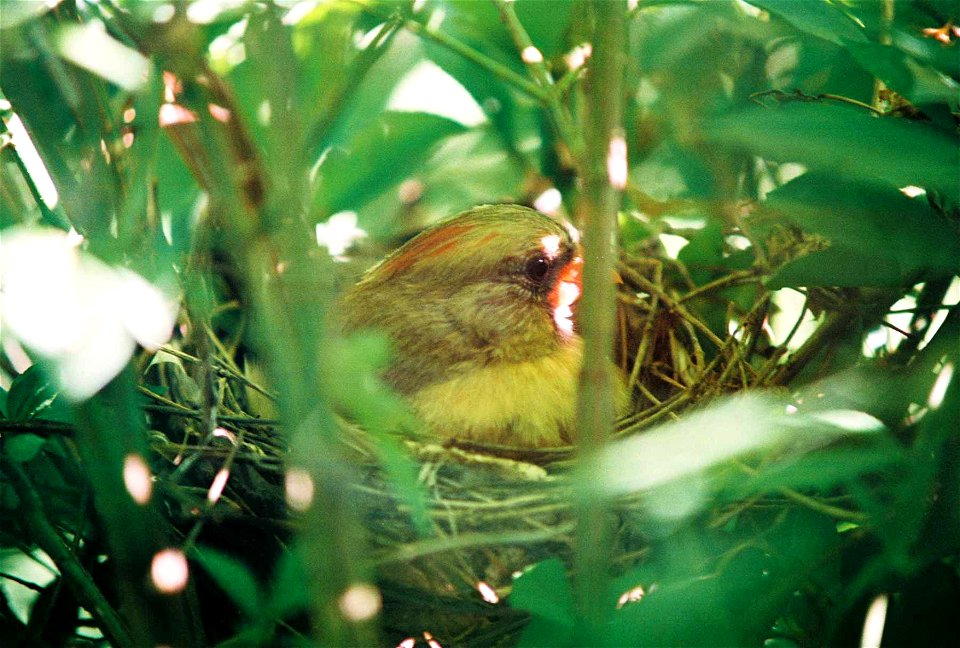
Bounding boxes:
[1,0,958,646]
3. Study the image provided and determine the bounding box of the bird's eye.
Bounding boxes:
[524,255,551,283]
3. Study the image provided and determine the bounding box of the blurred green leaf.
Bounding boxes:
[706,103,959,199]
[513,558,576,648]
[515,0,574,60]
[312,111,466,218]
[6,365,57,422]
[678,221,725,285]
[191,545,263,619]
[844,39,960,108]
[611,508,840,646]
[3,434,47,463]
[631,141,715,201]
[736,443,905,497]
[267,547,310,619]
[746,0,867,45]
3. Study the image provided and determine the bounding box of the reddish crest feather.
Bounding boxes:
[379,223,487,276]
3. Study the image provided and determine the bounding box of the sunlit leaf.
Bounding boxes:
[765,173,960,288]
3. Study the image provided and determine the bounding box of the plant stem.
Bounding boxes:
[491,0,586,166]
[573,1,628,641]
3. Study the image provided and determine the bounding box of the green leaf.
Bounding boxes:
[267,548,310,618]
[6,366,58,422]
[631,141,715,201]
[678,220,725,285]
[764,174,960,288]
[191,545,262,619]
[844,39,960,108]
[735,443,906,497]
[770,246,904,288]
[3,434,47,463]
[515,0,574,60]
[311,112,467,218]
[705,103,959,199]
[745,0,867,45]
[513,559,576,648]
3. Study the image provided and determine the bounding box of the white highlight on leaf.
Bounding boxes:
[899,185,926,198]
[533,187,563,215]
[207,468,230,504]
[152,3,175,23]
[521,46,543,64]
[123,454,153,505]
[607,134,628,190]
[0,227,178,400]
[477,581,499,604]
[56,23,150,92]
[151,549,189,594]
[186,0,246,24]
[616,584,645,608]
[929,363,954,408]
[565,43,592,70]
[285,468,315,511]
[388,60,487,127]
[4,113,58,210]
[316,211,367,261]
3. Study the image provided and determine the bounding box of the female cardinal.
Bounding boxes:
[341,204,591,448]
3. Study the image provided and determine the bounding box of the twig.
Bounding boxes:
[627,261,663,392]
[733,462,867,522]
[619,263,726,349]
[377,523,576,565]
[678,269,760,303]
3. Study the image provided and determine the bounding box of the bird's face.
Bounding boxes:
[341,204,586,446]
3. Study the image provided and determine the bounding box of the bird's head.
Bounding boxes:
[342,205,583,390]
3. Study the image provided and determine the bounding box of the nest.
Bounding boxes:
[142,240,786,645]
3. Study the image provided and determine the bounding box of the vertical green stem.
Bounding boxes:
[872,0,895,110]
[573,0,627,641]
[491,0,586,168]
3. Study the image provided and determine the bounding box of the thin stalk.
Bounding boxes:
[573,1,628,642]
[491,0,585,163]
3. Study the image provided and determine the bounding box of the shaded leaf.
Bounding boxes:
[746,0,867,46]
[3,434,47,463]
[705,103,959,199]
[191,545,262,619]
[764,173,960,288]
[6,365,58,422]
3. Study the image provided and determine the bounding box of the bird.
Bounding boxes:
[341,203,610,448]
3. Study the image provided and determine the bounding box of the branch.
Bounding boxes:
[573,0,628,638]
